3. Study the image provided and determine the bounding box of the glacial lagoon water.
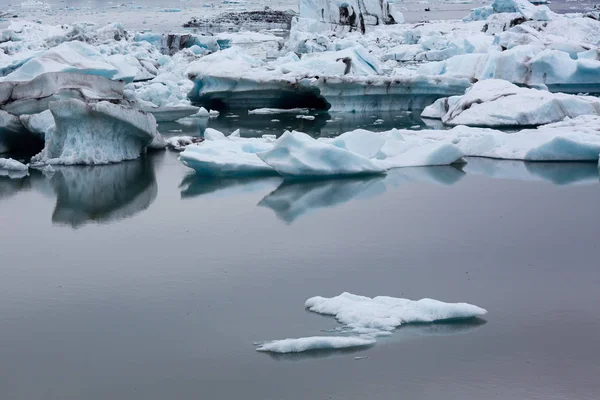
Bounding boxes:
[1,113,600,399]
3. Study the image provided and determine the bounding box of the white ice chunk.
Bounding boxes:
[166,136,203,151]
[179,136,276,177]
[0,158,28,171]
[257,131,386,178]
[440,79,600,127]
[421,96,461,120]
[256,336,376,353]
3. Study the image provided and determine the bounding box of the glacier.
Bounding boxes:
[257,292,486,353]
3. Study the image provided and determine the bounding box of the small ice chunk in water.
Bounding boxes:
[256,336,376,353]
[0,158,28,171]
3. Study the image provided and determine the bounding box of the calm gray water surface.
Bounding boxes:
[1,142,600,399]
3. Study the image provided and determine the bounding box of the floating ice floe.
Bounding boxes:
[32,99,161,165]
[179,128,465,178]
[180,114,600,178]
[256,292,486,353]
[422,79,600,127]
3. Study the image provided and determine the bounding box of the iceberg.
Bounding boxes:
[427,79,600,127]
[256,336,376,353]
[32,99,161,165]
[257,292,486,353]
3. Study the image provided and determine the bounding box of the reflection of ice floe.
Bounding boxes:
[258,176,387,224]
[50,157,157,227]
[179,174,282,200]
[259,166,466,223]
[257,293,486,354]
[464,157,600,185]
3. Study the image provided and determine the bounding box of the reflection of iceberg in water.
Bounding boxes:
[259,166,465,224]
[0,176,29,199]
[262,318,486,362]
[51,157,157,227]
[391,317,487,339]
[258,177,387,224]
[384,165,466,187]
[179,174,282,199]
[464,158,600,186]
[261,343,372,362]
